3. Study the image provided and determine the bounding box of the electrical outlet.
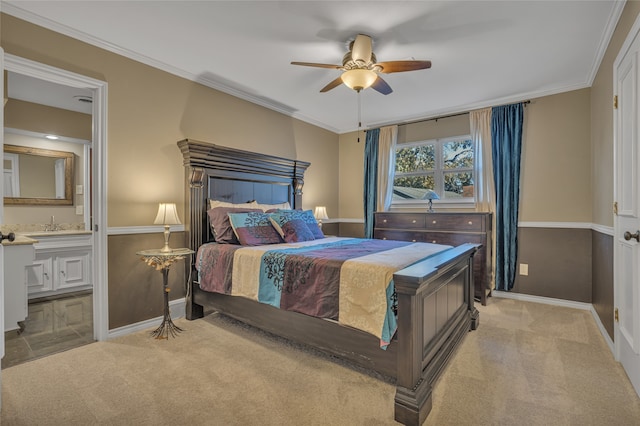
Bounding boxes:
[76,205,83,215]
[519,263,529,276]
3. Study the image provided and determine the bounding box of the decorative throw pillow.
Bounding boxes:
[269,209,324,239]
[227,211,284,246]
[269,213,315,243]
[207,206,262,244]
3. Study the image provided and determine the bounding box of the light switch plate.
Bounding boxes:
[76,205,83,215]
[76,185,83,195]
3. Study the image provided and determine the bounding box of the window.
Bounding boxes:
[392,136,475,204]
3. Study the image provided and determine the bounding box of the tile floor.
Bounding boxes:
[2,291,94,369]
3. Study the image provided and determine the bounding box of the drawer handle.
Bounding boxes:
[432,220,437,224]
[432,240,437,244]
[412,219,416,223]
[383,219,387,223]
[411,239,416,242]
[468,221,473,225]
[383,237,387,240]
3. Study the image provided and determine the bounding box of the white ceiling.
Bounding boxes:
[2,1,625,134]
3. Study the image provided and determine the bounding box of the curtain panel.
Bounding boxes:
[376,125,398,212]
[363,128,380,239]
[491,103,524,291]
[470,108,496,289]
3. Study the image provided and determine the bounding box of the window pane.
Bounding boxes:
[444,172,474,198]
[443,140,473,169]
[395,145,435,172]
[392,175,435,200]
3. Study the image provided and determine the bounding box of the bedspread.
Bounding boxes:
[196,237,450,347]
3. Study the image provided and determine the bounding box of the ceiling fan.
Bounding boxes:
[291,34,432,95]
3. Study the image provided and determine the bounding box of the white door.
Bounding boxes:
[614,16,640,398]
[0,46,6,411]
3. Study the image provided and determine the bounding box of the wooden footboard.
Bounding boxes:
[393,243,479,426]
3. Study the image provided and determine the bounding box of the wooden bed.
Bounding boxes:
[179,139,479,426]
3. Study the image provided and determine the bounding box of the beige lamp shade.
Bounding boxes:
[314,206,329,221]
[154,203,181,252]
[154,203,181,225]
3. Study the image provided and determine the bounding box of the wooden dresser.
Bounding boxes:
[373,212,492,305]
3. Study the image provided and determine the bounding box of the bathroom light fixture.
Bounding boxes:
[45,134,59,140]
[154,203,181,252]
[314,206,329,229]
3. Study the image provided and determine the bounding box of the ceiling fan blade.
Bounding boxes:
[291,61,342,69]
[376,60,432,73]
[371,76,393,95]
[320,76,345,93]
[351,34,372,63]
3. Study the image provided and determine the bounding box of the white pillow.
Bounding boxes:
[209,199,259,210]
[254,201,291,212]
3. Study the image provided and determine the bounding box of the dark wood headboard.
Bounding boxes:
[177,139,310,253]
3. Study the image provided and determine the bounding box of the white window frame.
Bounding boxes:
[391,134,476,209]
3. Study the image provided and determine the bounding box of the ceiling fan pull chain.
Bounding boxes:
[357,90,362,143]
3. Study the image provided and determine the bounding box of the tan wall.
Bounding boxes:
[338,131,363,219]
[520,89,592,222]
[592,1,640,228]
[1,14,339,228]
[5,99,92,140]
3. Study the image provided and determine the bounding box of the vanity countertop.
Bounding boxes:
[18,230,92,238]
[2,235,38,246]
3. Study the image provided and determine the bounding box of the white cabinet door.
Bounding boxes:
[56,251,90,290]
[25,256,53,295]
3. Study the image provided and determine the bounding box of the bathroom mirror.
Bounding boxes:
[3,144,74,205]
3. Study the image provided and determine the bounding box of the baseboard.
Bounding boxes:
[107,298,186,339]
[590,305,615,353]
[492,291,614,354]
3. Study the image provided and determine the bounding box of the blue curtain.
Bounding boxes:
[491,103,524,291]
[363,128,380,239]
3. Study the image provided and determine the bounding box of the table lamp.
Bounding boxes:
[154,202,181,252]
[424,190,439,213]
[314,206,329,229]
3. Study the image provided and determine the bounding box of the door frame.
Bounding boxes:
[613,11,640,397]
[3,54,108,341]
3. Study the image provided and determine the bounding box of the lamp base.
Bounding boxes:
[160,225,173,252]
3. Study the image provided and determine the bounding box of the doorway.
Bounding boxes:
[1,55,108,365]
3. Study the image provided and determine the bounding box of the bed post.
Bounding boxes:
[184,166,205,320]
[292,161,305,209]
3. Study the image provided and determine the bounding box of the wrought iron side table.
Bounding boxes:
[136,247,194,339]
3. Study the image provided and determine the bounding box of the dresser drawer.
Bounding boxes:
[376,213,426,229]
[424,214,486,232]
[421,232,484,247]
[374,229,425,243]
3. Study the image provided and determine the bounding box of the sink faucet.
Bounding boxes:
[44,215,59,232]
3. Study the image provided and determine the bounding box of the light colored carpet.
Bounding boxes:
[2,298,640,425]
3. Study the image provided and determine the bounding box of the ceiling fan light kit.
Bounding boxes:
[341,69,377,92]
[292,34,431,95]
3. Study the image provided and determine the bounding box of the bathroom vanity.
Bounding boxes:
[22,231,92,299]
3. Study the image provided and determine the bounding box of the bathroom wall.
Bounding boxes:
[4,98,91,227]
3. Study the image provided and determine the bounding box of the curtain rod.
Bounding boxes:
[393,99,531,128]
